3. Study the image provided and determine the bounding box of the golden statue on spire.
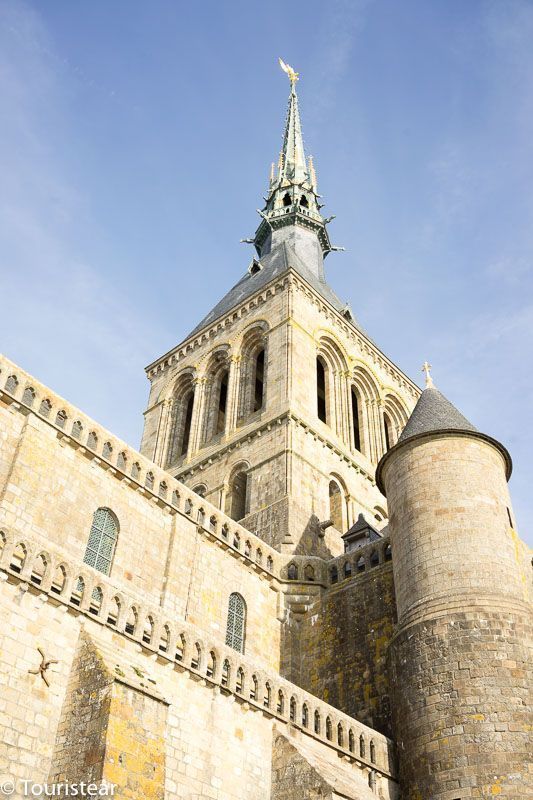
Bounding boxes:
[279,57,299,84]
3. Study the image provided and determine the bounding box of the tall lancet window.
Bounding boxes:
[83,508,119,576]
[317,357,327,423]
[383,412,393,451]
[329,480,343,532]
[226,592,246,653]
[180,392,194,456]
[253,349,265,412]
[351,387,362,452]
[216,371,229,434]
[226,470,248,521]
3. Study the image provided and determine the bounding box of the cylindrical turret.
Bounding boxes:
[376,385,532,800]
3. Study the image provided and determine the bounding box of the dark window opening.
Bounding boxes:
[299,194,309,208]
[228,471,248,522]
[253,349,265,412]
[329,480,343,531]
[384,413,393,451]
[216,371,229,434]
[283,192,291,207]
[351,388,361,452]
[181,392,194,455]
[317,358,327,423]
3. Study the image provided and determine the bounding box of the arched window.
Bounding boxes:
[384,544,392,561]
[329,480,343,532]
[226,469,248,522]
[82,508,119,577]
[225,592,246,654]
[55,409,67,429]
[337,723,344,747]
[283,192,291,207]
[87,431,98,450]
[357,555,365,573]
[168,381,196,465]
[288,694,296,721]
[216,371,229,434]
[302,704,309,727]
[383,412,393,451]
[351,387,362,452]
[22,387,35,407]
[349,729,355,753]
[102,441,113,459]
[253,349,265,412]
[370,550,379,568]
[343,561,352,579]
[304,564,315,581]
[316,357,327,423]
[330,566,338,584]
[314,710,321,734]
[5,375,18,393]
[39,398,52,418]
[299,194,309,208]
[180,391,194,456]
[359,734,366,758]
[287,563,298,580]
[71,420,83,440]
[370,739,376,763]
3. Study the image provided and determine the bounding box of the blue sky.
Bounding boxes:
[1,0,532,544]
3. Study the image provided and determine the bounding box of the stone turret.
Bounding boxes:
[376,383,532,799]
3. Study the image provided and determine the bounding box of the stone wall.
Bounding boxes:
[285,555,397,738]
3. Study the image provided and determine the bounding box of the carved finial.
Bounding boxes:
[279,57,299,84]
[421,361,434,388]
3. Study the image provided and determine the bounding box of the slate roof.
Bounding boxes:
[187,240,367,339]
[398,385,477,444]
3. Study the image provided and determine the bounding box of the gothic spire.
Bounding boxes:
[251,61,339,275]
[278,77,309,186]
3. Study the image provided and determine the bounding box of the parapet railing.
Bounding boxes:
[0,529,396,781]
[0,355,281,581]
[280,536,393,588]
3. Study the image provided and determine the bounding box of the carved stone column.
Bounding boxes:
[188,377,207,458]
[225,356,241,436]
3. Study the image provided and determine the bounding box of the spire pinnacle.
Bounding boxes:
[421,361,434,388]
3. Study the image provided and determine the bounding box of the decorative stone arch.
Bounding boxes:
[315,334,349,435]
[328,473,349,533]
[165,369,197,466]
[224,461,251,522]
[201,347,232,443]
[350,363,382,459]
[236,321,270,422]
[383,392,409,450]
[373,504,388,525]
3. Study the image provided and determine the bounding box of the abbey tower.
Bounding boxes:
[139,69,419,556]
[0,64,531,800]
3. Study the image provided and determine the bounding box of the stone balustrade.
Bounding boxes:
[0,528,396,780]
[0,355,280,580]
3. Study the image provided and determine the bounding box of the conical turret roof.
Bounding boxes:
[376,382,512,493]
[397,386,477,444]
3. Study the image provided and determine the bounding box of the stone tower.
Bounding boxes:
[376,381,533,799]
[140,67,419,555]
